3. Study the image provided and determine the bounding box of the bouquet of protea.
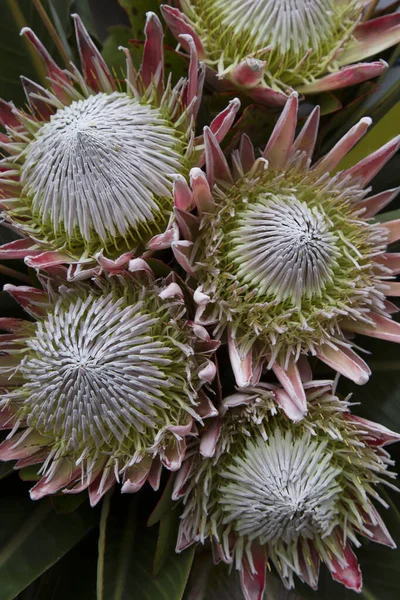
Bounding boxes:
[0,2,399,599]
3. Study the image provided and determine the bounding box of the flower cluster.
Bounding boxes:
[0,6,399,599]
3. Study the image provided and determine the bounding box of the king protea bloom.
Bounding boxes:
[0,12,239,271]
[0,260,218,505]
[172,93,400,419]
[161,1,400,106]
[173,381,400,597]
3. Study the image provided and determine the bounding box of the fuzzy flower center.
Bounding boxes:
[20,92,183,245]
[220,430,341,544]
[227,194,339,305]
[18,290,193,456]
[213,0,335,53]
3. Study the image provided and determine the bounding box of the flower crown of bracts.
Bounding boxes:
[0,259,218,506]
[161,1,400,106]
[171,92,400,420]
[0,12,240,272]
[172,381,400,598]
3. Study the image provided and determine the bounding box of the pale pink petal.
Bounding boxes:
[88,468,116,507]
[385,282,400,296]
[298,539,320,589]
[210,98,241,144]
[160,438,186,471]
[345,413,400,447]
[95,249,133,272]
[147,457,163,491]
[119,46,137,88]
[195,390,218,419]
[374,252,400,275]
[0,430,48,460]
[359,188,400,218]
[200,419,221,458]
[198,359,217,383]
[314,117,371,174]
[174,207,199,241]
[171,240,195,274]
[128,258,154,277]
[147,221,179,250]
[30,462,80,501]
[240,543,266,600]
[3,284,49,318]
[361,504,396,548]
[190,167,215,215]
[0,238,41,260]
[121,456,153,493]
[263,93,298,169]
[291,105,320,160]
[341,135,400,188]
[384,219,400,244]
[160,5,206,58]
[172,458,194,500]
[338,12,400,66]
[159,282,184,300]
[176,527,195,552]
[342,313,400,343]
[328,544,362,592]
[228,332,253,388]
[142,12,164,92]
[204,126,233,186]
[297,355,313,383]
[299,61,387,95]
[317,345,370,384]
[25,251,71,268]
[272,359,307,417]
[248,85,288,107]
[72,14,115,92]
[231,58,266,88]
[274,388,307,422]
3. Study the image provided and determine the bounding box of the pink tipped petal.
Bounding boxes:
[175,207,200,241]
[160,5,206,58]
[329,544,362,592]
[240,543,266,600]
[200,419,221,458]
[0,318,26,332]
[361,504,396,548]
[119,46,137,88]
[228,333,253,388]
[190,167,215,215]
[383,299,399,314]
[160,438,186,471]
[315,117,371,174]
[173,174,193,211]
[299,61,387,95]
[342,313,400,343]
[128,258,154,277]
[240,134,256,174]
[179,34,198,107]
[20,77,55,120]
[272,359,307,417]
[147,457,163,491]
[231,58,266,88]
[159,282,184,301]
[3,284,48,318]
[0,430,49,460]
[172,458,194,500]
[198,359,217,383]
[297,355,313,383]
[176,527,195,552]
[25,251,72,269]
[95,250,133,272]
[298,540,320,589]
[341,135,400,188]
[171,240,195,274]
[248,85,288,107]
[384,219,400,244]
[274,388,307,422]
[147,221,179,250]
[317,345,371,385]
[121,456,152,493]
[196,391,218,420]
[263,93,298,169]
[142,12,164,92]
[0,99,20,128]
[72,14,115,92]
[345,413,400,447]
[30,462,80,501]
[210,98,241,144]
[204,126,233,186]
[385,282,400,296]
[338,12,400,66]
[375,252,400,275]
[88,468,116,507]
[0,238,41,260]
[359,188,400,218]
[291,105,320,161]
[20,27,69,90]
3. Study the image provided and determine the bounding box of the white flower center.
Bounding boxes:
[21,92,183,244]
[20,292,181,453]
[212,0,336,53]
[220,429,341,544]
[227,194,339,305]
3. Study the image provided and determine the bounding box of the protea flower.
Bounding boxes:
[161,1,400,105]
[172,93,400,418]
[0,12,239,272]
[174,382,400,597]
[0,260,218,505]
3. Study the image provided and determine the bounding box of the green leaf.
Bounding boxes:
[152,508,180,576]
[0,478,98,600]
[117,0,161,39]
[102,496,194,600]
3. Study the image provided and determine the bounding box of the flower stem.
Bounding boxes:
[0,264,31,284]
[32,0,71,67]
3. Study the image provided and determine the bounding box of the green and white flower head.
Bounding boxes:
[162,1,400,105]
[173,94,400,418]
[0,261,218,505]
[0,13,240,270]
[174,382,400,597]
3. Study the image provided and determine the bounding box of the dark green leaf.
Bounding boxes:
[117,0,160,39]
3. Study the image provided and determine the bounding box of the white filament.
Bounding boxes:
[20,292,177,451]
[227,195,339,305]
[212,0,337,53]
[220,429,342,544]
[21,92,183,243]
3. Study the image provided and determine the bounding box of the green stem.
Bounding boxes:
[96,490,113,600]
[32,0,71,67]
[0,264,31,284]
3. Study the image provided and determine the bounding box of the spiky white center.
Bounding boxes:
[227,195,339,305]
[20,292,181,453]
[220,430,341,544]
[212,0,336,53]
[20,92,183,243]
